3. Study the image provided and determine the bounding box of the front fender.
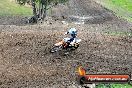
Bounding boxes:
[54,41,64,46]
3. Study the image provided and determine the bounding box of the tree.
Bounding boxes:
[16,0,68,23]
[16,0,68,5]
[16,0,30,5]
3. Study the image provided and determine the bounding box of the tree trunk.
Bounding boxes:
[31,0,37,23]
[42,0,48,20]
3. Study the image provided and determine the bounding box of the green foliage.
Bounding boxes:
[16,0,30,5]
[16,0,68,5]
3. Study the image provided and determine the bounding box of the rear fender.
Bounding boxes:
[76,39,81,43]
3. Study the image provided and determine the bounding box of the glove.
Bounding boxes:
[64,32,69,35]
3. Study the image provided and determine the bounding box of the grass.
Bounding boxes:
[104,31,132,37]
[96,83,132,88]
[0,0,32,16]
[97,0,132,22]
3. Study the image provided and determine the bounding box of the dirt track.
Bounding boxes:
[0,0,132,88]
[0,22,132,87]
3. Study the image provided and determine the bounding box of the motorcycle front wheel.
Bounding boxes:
[50,46,62,53]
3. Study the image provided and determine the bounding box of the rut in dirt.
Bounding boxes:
[67,0,113,23]
[0,0,132,87]
[0,28,132,87]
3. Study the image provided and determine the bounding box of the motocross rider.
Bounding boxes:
[64,28,77,47]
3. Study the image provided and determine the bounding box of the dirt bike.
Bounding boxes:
[50,38,81,53]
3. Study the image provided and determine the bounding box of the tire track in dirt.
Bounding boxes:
[0,27,131,87]
[0,0,131,87]
[66,0,113,24]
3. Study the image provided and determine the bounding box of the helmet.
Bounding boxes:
[68,28,77,35]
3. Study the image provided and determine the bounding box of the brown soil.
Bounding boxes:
[0,23,132,87]
[0,0,132,88]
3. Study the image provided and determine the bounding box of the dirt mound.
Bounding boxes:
[51,0,114,24]
[0,26,131,87]
[0,0,132,87]
[0,16,30,25]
